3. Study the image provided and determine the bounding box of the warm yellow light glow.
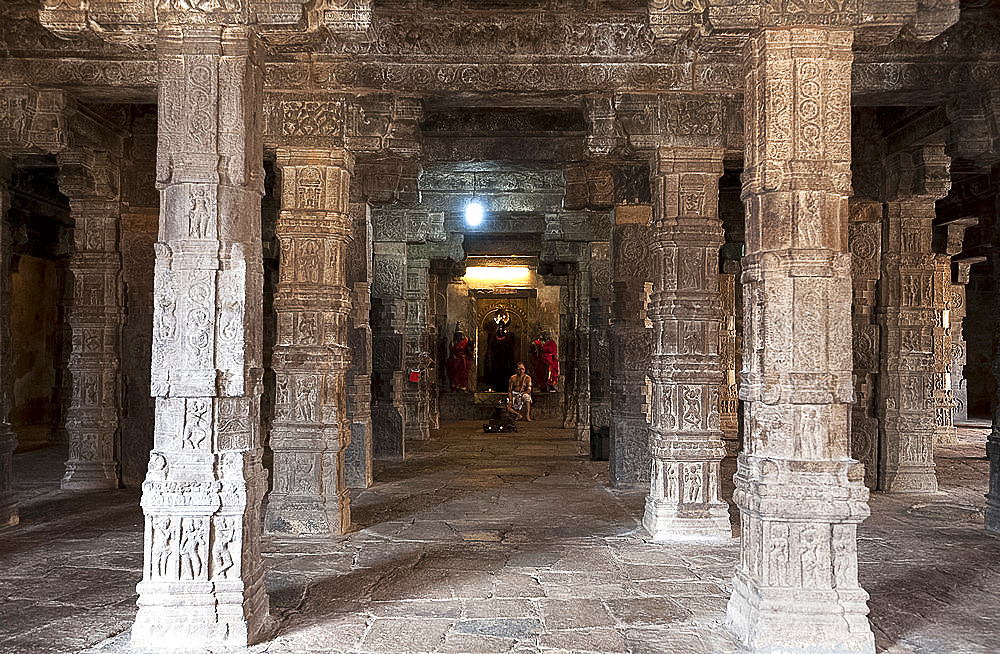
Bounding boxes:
[463,266,532,286]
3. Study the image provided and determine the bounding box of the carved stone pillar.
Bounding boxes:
[849,200,882,490]
[404,255,431,441]
[57,149,123,491]
[0,158,17,527]
[132,24,269,648]
[950,259,980,423]
[264,147,353,537]
[932,254,957,444]
[344,202,373,488]
[876,145,950,492]
[371,241,406,459]
[610,205,652,489]
[719,266,740,456]
[727,28,875,653]
[642,146,729,542]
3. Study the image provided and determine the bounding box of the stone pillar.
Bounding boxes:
[590,242,612,434]
[950,258,980,423]
[560,278,576,430]
[642,146,729,542]
[876,144,950,492]
[345,202,373,488]
[727,28,875,653]
[610,205,652,488]
[849,200,882,490]
[403,255,431,441]
[264,147,353,537]
[132,24,269,648]
[987,166,1000,534]
[371,241,406,459]
[0,159,17,527]
[57,149,123,491]
[574,262,591,441]
[932,254,957,444]
[719,266,740,456]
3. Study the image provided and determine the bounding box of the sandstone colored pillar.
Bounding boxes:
[932,254,957,444]
[719,267,740,456]
[876,145,950,492]
[264,148,353,537]
[132,25,269,648]
[57,149,123,491]
[950,259,979,423]
[642,146,729,542]
[0,159,17,527]
[345,202,373,488]
[610,205,652,488]
[727,28,875,653]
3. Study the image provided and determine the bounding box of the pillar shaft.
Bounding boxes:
[933,254,957,443]
[987,168,1000,534]
[344,202,373,488]
[849,201,881,490]
[727,28,875,653]
[719,267,740,456]
[265,148,353,537]
[57,150,123,491]
[876,145,950,492]
[574,263,592,441]
[403,256,431,441]
[950,261,975,423]
[642,146,729,541]
[610,206,652,488]
[132,25,268,649]
[0,159,17,527]
[371,242,406,459]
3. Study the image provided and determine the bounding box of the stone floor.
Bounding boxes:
[1,420,998,653]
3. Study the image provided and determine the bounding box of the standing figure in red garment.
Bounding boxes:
[530,330,559,392]
[445,324,471,391]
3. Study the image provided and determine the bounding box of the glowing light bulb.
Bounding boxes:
[465,200,484,227]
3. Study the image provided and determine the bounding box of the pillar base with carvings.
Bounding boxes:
[642,495,732,543]
[61,459,118,491]
[264,491,351,538]
[881,466,939,493]
[726,454,875,654]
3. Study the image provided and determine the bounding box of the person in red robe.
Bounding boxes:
[445,326,471,391]
[530,331,559,392]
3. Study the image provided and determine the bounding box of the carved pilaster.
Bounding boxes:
[643,146,729,542]
[590,241,612,435]
[0,159,18,528]
[877,144,951,492]
[57,148,123,491]
[849,200,881,490]
[133,24,269,649]
[344,202,373,488]
[727,28,875,654]
[610,206,652,489]
[264,147,354,538]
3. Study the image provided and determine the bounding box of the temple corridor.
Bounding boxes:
[1,420,997,654]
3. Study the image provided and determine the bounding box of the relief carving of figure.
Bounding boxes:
[212,517,236,580]
[179,517,206,580]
